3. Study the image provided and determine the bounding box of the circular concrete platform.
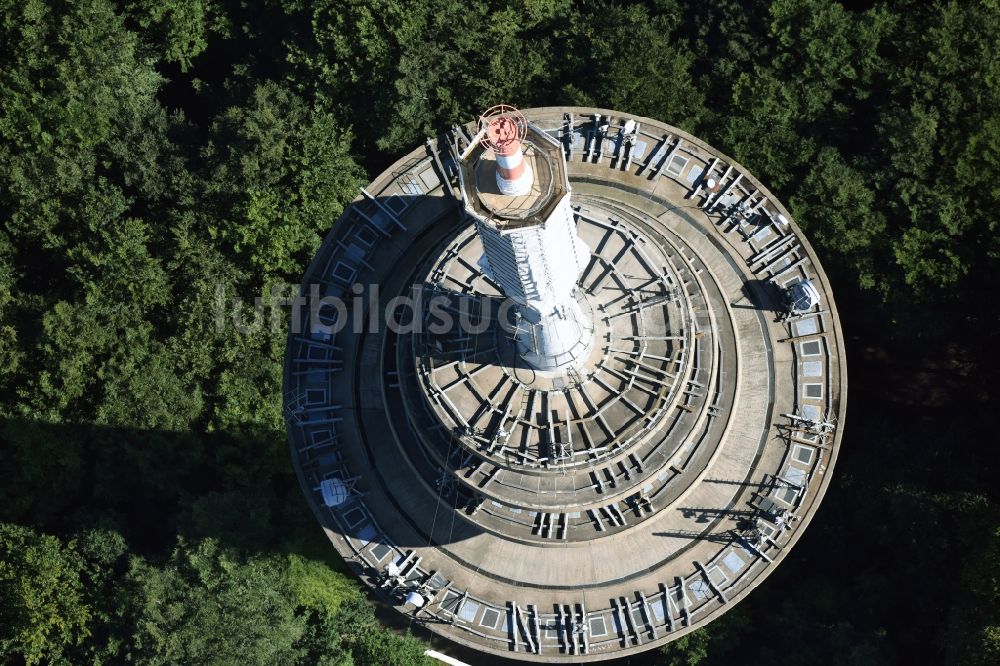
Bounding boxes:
[284,107,847,661]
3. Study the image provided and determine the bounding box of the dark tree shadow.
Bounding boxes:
[0,417,309,557]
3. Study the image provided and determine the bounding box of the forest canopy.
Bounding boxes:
[0,0,997,664]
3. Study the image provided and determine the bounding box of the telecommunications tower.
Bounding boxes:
[285,106,847,662]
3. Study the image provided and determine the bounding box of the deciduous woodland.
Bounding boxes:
[0,1,997,664]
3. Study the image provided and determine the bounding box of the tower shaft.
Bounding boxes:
[460,106,593,371]
[476,195,591,369]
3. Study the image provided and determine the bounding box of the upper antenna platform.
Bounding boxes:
[479,105,527,156]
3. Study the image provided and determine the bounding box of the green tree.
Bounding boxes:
[329,597,431,666]
[285,553,361,616]
[789,147,886,290]
[122,0,228,70]
[124,539,306,665]
[201,81,364,278]
[283,0,571,152]
[869,0,999,299]
[560,1,704,130]
[0,0,166,248]
[0,524,92,665]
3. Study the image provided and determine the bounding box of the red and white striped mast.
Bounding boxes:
[480,105,533,196]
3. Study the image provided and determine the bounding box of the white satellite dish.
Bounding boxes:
[320,477,349,507]
[406,591,426,608]
[783,280,821,314]
[386,561,402,576]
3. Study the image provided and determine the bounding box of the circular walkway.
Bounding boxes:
[283,107,847,662]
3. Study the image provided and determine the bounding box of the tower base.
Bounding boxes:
[514,296,594,371]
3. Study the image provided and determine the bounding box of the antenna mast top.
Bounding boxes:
[479,105,528,156]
